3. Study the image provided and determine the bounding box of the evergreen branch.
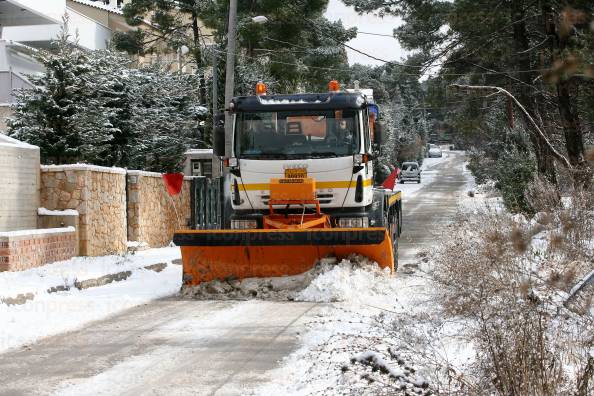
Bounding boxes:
[449,84,572,169]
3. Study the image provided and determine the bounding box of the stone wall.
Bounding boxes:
[0,135,40,231]
[40,165,127,256]
[0,228,77,272]
[127,171,192,247]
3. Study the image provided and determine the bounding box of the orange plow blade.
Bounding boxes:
[173,228,394,286]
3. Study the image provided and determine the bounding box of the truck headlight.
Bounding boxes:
[337,217,369,228]
[231,219,258,229]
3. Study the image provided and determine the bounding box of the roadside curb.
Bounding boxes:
[1,262,175,306]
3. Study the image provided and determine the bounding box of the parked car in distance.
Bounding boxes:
[428,146,443,158]
[399,162,421,183]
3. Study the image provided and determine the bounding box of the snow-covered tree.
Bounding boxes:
[127,66,207,172]
[9,23,208,172]
[8,25,116,164]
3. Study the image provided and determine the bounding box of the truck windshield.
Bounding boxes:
[234,109,360,159]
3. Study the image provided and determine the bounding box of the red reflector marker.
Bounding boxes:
[163,173,184,196]
[382,168,400,191]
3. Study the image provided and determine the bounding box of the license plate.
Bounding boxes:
[284,168,307,179]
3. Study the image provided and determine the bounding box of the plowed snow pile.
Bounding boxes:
[254,255,442,396]
[180,255,395,302]
[296,256,394,303]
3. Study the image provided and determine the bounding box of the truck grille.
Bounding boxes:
[259,193,334,206]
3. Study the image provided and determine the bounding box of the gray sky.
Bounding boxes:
[324,0,408,66]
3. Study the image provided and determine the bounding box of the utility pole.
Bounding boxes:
[223,0,238,159]
[212,49,218,130]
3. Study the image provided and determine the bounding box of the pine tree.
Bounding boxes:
[8,24,115,164]
[9,22,208,171]
[127,66,207,172]
[343,0,593,187]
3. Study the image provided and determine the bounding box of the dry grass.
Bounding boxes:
[431,188,594,395]
[585,146,594,163]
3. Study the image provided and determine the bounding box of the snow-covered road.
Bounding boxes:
[0,150,469,396]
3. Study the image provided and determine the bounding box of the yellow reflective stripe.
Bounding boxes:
[388,191,402,206]
[240,183,270,191]
[238,179,373,191]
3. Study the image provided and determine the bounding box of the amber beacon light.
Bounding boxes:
[255,81,267,95]
[328,80,340,92]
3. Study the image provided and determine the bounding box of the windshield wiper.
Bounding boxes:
[308,152,345,158]
[241,153,289,160]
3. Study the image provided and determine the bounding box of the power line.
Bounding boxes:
[210,46,553,78]
[356,31,396,38]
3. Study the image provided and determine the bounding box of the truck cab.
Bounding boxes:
[219,87,382,230]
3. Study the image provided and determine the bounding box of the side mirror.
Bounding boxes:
[372,121,382,156]
[213,112,225,157]
[373,121,382,145]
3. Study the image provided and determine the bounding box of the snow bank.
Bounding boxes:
[0,247,180,298]
[0,265,181,354]
[296,257,393,303]
[0,247,182,353]
[254,262,440,395]
[181,255,398,305]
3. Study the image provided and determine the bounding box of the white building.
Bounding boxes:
[0,0,212,133]
[0,0,139,132]
[1,1,133,51]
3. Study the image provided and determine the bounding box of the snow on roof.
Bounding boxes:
[0,227,75,238]
[259,98,321,105]
[69,0,124,15]
[0,134,39,150]
[184,148,214,155]
[41,163,127,175]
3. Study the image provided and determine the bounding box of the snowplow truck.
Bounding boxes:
[174,81,402,286]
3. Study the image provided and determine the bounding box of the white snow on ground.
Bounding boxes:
[296,258,394,304]
[0,247,181,353]
[255,258,473,395]
[458,161,504,214]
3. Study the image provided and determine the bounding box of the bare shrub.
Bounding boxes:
[526,176,562,213]
[432,196,594,395]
